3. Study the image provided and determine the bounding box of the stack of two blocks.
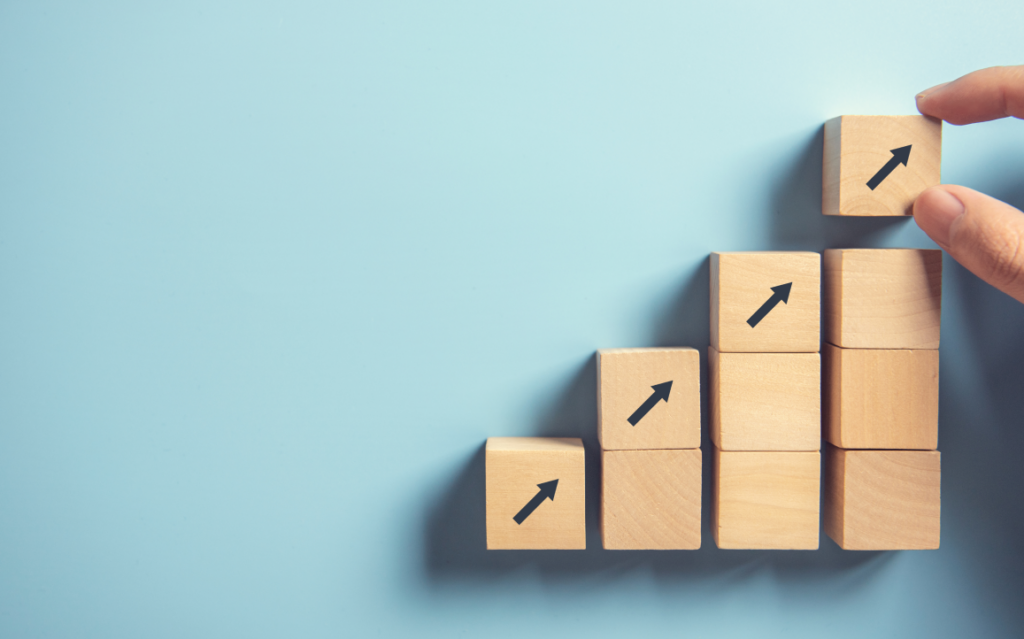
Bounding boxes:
[597,347,702,549]
[709,252,823,549]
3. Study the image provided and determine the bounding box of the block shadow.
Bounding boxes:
[767,125,910,251]
[421,261,892,584]
[422,438,893,584]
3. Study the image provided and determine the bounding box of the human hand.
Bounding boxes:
[913,65,1024,302]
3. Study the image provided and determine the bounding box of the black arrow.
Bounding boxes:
[513,479,559,525]
[746,283,793,328]
[866,145,912,190]
[627,381,673,426]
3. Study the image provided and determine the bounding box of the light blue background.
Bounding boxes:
[3,2,1024,637]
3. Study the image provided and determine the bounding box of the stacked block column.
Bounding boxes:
[709,252,822,549]
[598,348,702,549]
[822,249,942,550]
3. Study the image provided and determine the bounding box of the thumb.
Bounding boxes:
[914,185,1024,303]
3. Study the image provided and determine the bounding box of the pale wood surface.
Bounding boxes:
[486,437,586,549]
[709,347,820,451]
[597,347,700,450]
[823,343,938,450]
[601,449,701,550]
[711,251,821,353]
[824,248,942,349]
[824,446,940,550]
[487,437,584,452]
[823,115,942,217]
[712,448,820,549]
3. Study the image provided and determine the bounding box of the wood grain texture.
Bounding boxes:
[601,449,701,550]
[710,251,820,353]
[824,446,940,550]
[486,437,586,550]
[823,115,942,217]
[712,448,820,549]
[823,343,938,450]
[709,347,820,451]
[597,347,700,450]
[824,248,942,349]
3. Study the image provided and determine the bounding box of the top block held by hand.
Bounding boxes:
[823,115,942,217]
[711,252,821,353]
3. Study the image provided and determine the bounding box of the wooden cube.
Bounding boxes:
[823,115,942,217]
[485,437,586,550]
[597,347,700,450]
[709,347,820,451]
[712,448,820,549]
[601,449,701,550]
[711,251,820,353]
[823,343,939,450]
[824,248,942,349]
[824,446,940,550]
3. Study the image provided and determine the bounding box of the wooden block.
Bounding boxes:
[711,251,821,353]
[823,115,942,217]
[485,437,586,550]
[601,449,701,550]
[824,248,942,349]
[597,348,700,450]
[709,347,820,451]
[824,446,940,550]
[823,343,938,450]
[712,448,820,549]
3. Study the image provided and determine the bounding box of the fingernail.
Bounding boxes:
[916,81,950,101]
[916,187,965,246]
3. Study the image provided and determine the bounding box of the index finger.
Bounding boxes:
[916,65,1024,125]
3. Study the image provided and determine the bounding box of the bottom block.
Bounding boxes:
[824,446,940,550]
[486,437,586,550]
[712,448,820,550]
[601,449,701,550]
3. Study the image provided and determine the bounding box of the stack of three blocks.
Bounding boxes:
[823,248,942,550]
[709,251,823,549]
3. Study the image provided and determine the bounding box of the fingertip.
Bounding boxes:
[916,82,949,101]
[914,186,965,247]
[915,82,949,117]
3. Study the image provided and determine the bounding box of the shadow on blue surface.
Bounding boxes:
[768,125,908,251]
[421,429,892,581]
[422,257,887,580]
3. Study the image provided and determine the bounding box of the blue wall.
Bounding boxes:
[3,2,1024,637]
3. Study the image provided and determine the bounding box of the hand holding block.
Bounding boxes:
[597,348,700,450]
[824,446,940,550]
[712,448,820,549]
[711,252,820,353]
[824,248,942,349]
[709,348,820,451]
[601,449,701,550]
[823,343,939,450]
[823,115,942,216]
[485,437,586,550]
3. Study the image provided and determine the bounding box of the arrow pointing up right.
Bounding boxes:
[513,480,559,525]
[866,145,912,190]
[747,283,792,328]
[627,381,673,426]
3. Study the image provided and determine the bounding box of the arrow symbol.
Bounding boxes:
[866,145,912,190]
[747,283,792,328]
[627,381,673,426]
[513,479,559,525]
